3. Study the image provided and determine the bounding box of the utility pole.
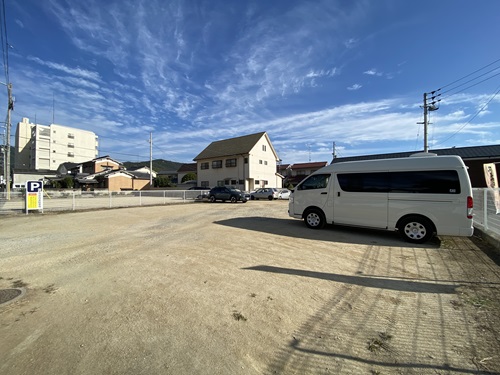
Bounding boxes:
[423,93,429,153]
[6,83,12,199]
[419,91,440,153]
[149,132,153,187]
[332,141,337,160]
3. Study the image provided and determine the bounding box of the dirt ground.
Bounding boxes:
[1,201,500,375]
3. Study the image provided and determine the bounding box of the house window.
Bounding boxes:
[68,133,75,139]
[225,158,237,167]
[244,158,248,164]
[262,145,267,151]
[68,143,74,148]
[264,161,268,165]
[201,162,209,170]
[231,179,237,185]
[201,181,209,187]
[212,160,222,169]
[259,160,263,164]
[217,180,224,186]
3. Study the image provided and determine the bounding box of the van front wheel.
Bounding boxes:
[304,208,325,229]
[398,216,434,244]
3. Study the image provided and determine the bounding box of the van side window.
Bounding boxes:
[298,174,330,190]
[337,170,460,194]
[390,170,460,194]
[337,173,389,192]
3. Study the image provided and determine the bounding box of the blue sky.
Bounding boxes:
[2,0,500,164]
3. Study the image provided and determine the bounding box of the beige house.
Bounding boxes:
[77,156,150,191]
[193,132,282,191]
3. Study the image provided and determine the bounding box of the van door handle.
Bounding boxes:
[321,192,327,195]
[337,192,340,197]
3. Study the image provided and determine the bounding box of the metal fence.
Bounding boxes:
[472,188,500,240]
[2,188,500,239]
[0,190,207,214]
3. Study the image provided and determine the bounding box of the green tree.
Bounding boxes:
[155,176,173,187]
[181,172,197,183]
[63,176,74,189]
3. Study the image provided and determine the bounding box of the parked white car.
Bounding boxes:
[278,189,291,199]
[250,188,279,200]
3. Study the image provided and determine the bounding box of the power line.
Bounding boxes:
[437,57,500,91]
[436,83,500,147]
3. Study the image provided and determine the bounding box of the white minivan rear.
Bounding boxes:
[288,154,474,243]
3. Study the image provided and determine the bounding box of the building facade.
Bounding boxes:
[194,132,282,191]
[15,117,98,172]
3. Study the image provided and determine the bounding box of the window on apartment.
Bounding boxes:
[217,180,224,186]
[238,180,244,185]
[201,162,209,170]
[68,143,74,148]
[224,179,230,185]
[212,160,222,169]
[255,180,260,185]
[264,161,268,165]
[231,180,237,185]
[68,152,74,157]
[225,158,237,167]
[259,160,263,164]
[201,181,209,187]
[68,133,75,139]
[262,145,267,151]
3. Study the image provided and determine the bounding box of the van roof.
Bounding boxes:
[316,154,466,173]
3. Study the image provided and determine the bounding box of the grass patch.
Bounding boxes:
[367,332,392,353]
[232,311,247,321]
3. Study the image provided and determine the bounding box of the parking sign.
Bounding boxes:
[26,180,44,213]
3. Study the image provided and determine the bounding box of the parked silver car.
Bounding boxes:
[250,188,279,200]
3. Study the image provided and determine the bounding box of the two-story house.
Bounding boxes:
[193,132,282,191]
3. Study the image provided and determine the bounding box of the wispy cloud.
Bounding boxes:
[27,56,100,81]
[347,84,362,91]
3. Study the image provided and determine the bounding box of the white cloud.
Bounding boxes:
[347,84,362,91]
[27,56,100,81]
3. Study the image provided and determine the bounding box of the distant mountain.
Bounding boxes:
[123,159,183,172]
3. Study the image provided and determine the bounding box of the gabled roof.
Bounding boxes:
[86,155,123,166]
[177,163,197,172]
[290,162,328,169]
[331,144,500,164]
[193,132,267,160]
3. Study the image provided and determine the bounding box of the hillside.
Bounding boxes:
[123,159,183,172]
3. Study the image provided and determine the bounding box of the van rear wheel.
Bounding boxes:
[398,216,434,244]
[304,208,325,229]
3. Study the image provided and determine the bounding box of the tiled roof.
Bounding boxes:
[331,144,500,163]
[193,132,266,160]
[177,163,197,172]
[290,162,328,169]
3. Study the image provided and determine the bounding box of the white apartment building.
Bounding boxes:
[15,117,98,171]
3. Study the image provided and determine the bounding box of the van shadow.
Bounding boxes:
[214,216,441,248]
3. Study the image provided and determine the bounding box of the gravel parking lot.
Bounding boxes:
[1,201,500,374]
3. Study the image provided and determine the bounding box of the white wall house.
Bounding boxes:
[193,132,282,191]
[15,117,98,172]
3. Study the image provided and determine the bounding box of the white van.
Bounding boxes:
[288,154,474,243]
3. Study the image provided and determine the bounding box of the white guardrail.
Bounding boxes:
[472,188,500,240]
[0,190,208,214]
